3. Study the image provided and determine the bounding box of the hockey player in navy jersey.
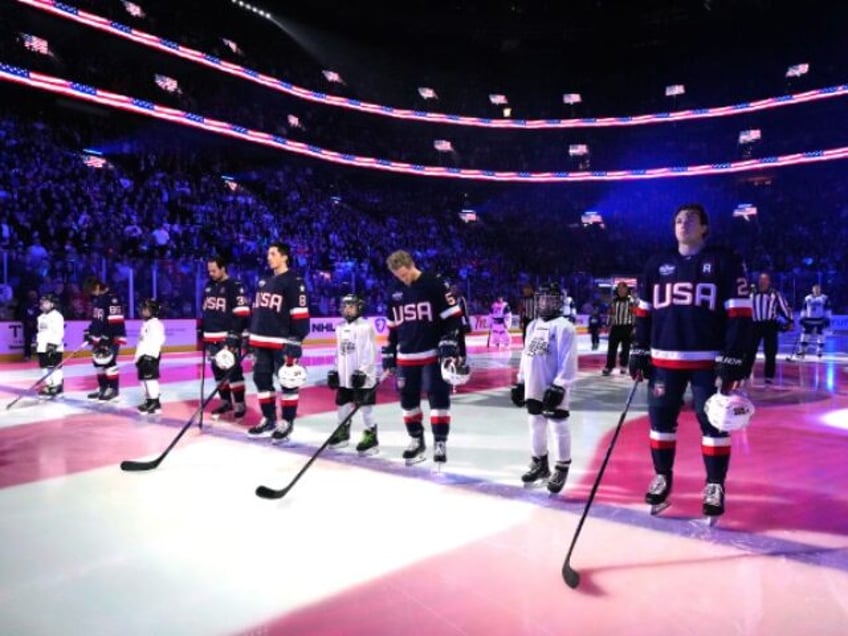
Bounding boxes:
[85,279,127,401]
[201,256,251,420]
[630,203,752,520]
[246,242,310,443]
[511,283,578,494]
[326,294,380,455]
[384,250,465,466]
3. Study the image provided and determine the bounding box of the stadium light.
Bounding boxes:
[562,93,582,105]
[786,63,809,78]
[738,129,761,144]
[665,84,685,97]
[569,144,589,157]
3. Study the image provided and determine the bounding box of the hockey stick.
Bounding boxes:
[5,341,88,410]
[120,364,238,472]
[562,378,641,589]
[197,345,207,430]
[255,370,389,500]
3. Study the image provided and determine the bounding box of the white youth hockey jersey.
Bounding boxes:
[518,316,578,406]
[36,310,65,353]
[335,316,378,389]
[135,317,166,360]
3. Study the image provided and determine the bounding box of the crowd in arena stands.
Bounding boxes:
[1,104,845,328]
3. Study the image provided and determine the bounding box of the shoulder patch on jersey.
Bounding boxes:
[659,263,676,276]
[392,291,404,302]
[258,279,266,288]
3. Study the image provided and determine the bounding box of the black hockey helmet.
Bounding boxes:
[340,294,364,322]
[140,298,160,318]
[535,283,563,320]
[39,293,59,312]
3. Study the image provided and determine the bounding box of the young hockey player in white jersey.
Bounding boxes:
[795,284,832,359]
[134,299,166,414]
[36,293,65,398]
[488,296,512,348]
[511,282,579,494]
[326,294,380,455]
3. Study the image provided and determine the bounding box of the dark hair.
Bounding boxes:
[269,241,291,263]
[673,203,709,237]
[207,255,228,270]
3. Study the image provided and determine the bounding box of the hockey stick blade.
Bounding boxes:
[120,458,162,472]
[562,563,580,589]
[255,484,287,499]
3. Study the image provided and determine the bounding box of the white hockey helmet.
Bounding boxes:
[213,347,236,371]
[92,344,116,366]
[705,391,755,432]
[278,363,308,389]
[441,358,471,386]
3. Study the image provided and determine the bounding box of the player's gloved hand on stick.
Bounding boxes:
[715,355,747,393]
[225,332,242,350]
[628,347,652,381]
[438,336,459,361]
[46,343,58,354]
[326,369,340,390]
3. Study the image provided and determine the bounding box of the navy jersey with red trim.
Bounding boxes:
[88,291,127,345]
[634,245,752,370]
[201,278,250,343]
[248,271,309,349]
[386,272,463,367]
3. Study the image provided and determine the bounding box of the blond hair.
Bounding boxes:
[386,250,414,271]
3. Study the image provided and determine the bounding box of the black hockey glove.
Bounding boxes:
[628,347,652,381]
[351,370,367,389]
[438,336,459,361]
[83,329,94,344]
[510,383,526,407]
[225,332,242,350]
[284,340,303,362]
[46,343,58,354]
[381,346,396,371]
[326,369,340,390]
[715,354,748,393]
[542,384,565,412]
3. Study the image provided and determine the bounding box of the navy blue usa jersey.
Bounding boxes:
[88,292,127,345]
[635,245,752,370]
[248,271,309,349]
[201,278,250,343]
[386,271,463,366]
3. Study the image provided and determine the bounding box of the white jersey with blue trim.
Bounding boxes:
[518,315,578,406]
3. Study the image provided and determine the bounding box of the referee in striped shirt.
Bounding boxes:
[747,272,793,384]
[602,282,635,375]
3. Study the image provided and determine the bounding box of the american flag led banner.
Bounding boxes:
[733,204,758,219]
[569,144,589,157]
[17,0,848,130]
[562,93,582,105]
[4,63,848,183]
[581,211,604,226]
[665,84,685,97]
[433,139,453,152]
[21,33,49,55]
[489,94,508,105]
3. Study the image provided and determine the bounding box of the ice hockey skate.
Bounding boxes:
[702,482,725,526]
[271,420,294,444]
[547,462,570,495]
[136,398,162,415]
[210,402,233,421]
[246,418,276,438]
[521,455,550,488]
[433,440,447,471]
[402,436,426,466]
[355,428,379,456]
[646,473,672,515]
[328,421,351,449]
